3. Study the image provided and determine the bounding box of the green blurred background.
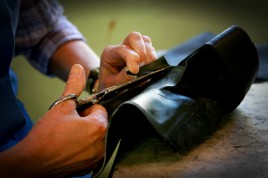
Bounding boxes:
[11,0,268,121]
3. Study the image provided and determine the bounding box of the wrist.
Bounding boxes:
[86,68,100,94]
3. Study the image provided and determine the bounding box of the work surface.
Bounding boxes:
[112,82,268,178]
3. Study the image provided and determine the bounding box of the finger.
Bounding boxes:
[60,64,86,108]
[112,45,141,74]
[81,104,108,127]
[63,64,86,96]
[143,35,158,64]
[123,32,146,65]
[103,67,136,88]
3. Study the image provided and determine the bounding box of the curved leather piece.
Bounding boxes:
[92,25,259,177]
[125,89,225,150]
[173,26,258,112]
[105,67,226,151]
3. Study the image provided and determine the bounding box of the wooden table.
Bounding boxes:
[112,82,268,178]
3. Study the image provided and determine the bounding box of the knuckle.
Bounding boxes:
[117,44,127,51]
[118,45,140,61]
[92,118,108,135]
[143,35,151,43]
[87,119,107,145]
[128,31,142,41]
[95,119,107,134]
[102,45,114,53]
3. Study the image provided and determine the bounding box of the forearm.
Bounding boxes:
[0,132,82,178]
[0,136,44,177]
[49,40,100,82]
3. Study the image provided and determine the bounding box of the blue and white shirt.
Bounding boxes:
[15,0,85,75]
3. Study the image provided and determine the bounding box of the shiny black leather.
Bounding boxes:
[106,67,226,150]
[92,25,259,177]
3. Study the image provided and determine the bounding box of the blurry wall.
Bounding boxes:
[11,0,268,121]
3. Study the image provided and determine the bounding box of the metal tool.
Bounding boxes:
[76,66,173,112]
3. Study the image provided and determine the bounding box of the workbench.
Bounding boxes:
[112,82,268,178]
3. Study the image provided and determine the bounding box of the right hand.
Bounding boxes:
[98,32,157,91]
[2,64,108,177]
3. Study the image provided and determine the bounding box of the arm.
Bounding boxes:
[0,32,157,175]
[49,32,157,92]
[0,64,108,177]
[16,0,157,91]
[49,39,100,82]
[0,37,156,178]
[1,1,157,177]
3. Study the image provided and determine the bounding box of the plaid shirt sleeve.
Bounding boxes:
[15,0,85,76]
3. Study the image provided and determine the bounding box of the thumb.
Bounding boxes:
[62,64,86,97]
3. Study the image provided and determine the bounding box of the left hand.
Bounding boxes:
[98,32,157,91]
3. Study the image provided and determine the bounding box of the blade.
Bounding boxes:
[76,66,173,112]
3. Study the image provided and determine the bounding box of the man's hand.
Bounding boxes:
[0,64,108,177]
[98,32,157,91]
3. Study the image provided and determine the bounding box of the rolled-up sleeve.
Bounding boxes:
[15,0,85,76]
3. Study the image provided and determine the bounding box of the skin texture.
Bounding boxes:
[99,32,157,90]
[0,32,157,177]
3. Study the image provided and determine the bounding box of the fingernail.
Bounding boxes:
[125,67,137,80]
[125,67,134,75]
[126,67,140,76]
[139,61,145,67]
[127,74,137,80]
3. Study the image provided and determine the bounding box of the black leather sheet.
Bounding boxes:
[92,25,259,177]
